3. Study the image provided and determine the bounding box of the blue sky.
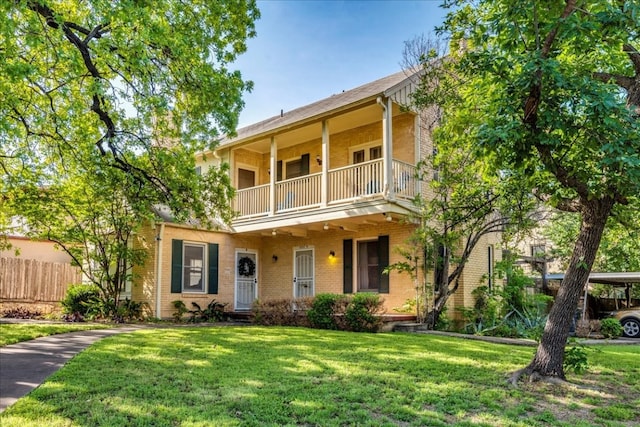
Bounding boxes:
[233,0,448,128]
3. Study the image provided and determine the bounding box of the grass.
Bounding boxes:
[0,326,638,426]
[0,322,110,346]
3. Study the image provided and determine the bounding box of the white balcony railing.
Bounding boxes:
[329,159,383,203]
[275,173,321,212]
[234,159,416,219]
[234,183,269,218]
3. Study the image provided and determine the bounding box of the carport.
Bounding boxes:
[544,272,640,319]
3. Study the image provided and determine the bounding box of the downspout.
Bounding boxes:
[155,223,165,318]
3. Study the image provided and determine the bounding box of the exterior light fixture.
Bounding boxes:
[323,223,329,230]
[272,229,277,236]
[329,250,335,257]
[316,155,322,166]
[272,254,278,262]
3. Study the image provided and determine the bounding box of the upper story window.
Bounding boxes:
[277,154,310,181]
[238,168,256,189]
[350,141,382,164]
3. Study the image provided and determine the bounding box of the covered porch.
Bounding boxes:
[233,158,417,219]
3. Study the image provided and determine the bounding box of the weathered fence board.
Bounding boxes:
[0,257,82,302]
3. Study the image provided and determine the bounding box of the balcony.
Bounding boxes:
[233,159,417,220]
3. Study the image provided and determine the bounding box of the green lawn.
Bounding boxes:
[0,323,110,346]
[1,326,638,426]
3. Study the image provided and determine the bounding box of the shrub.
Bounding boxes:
[564,343,589,374]
[344,293,384,332]
[600,318,623,339]
[115,299,146,323]
[171,300,189,322]
[190,300,228,323]
[1,306,42,319]
[252,298,310,326]
[60,283,101,319]
[307,293,347,330]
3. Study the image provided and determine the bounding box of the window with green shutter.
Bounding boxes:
[170,240,219,294]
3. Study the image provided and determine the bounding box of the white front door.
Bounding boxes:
[235,251,257,310]
[294,248,314,298]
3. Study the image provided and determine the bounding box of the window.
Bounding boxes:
[238,168,255,189]
[195,166,202,176]
[285,158,303,179]
[434,244,446,288]
[183,244,205,292]
[171,240,219,294]
[487,245,494,290]
[353,150,365,164]
[343,236,389,294]
[350,142,382,164]
[276,154,310,181]
[358,240,380,292]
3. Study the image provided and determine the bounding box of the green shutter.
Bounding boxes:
[208,243,219,294]
[378,235,389,294]
[343,239,353,294]
[301,153,310,176]
[171,240,183,293]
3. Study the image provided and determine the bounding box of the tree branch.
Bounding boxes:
[623,43,640,74]
[592,72,634,89]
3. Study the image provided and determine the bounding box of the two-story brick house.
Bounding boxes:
[132,70,501,320]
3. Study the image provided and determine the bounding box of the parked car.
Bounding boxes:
[612,307,640,338]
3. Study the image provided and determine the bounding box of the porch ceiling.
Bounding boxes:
[235,102,404,154]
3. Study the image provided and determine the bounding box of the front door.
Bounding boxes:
[294,248,314,298]
[235,251,257,310]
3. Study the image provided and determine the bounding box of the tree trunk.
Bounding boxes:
[519,198,613,381]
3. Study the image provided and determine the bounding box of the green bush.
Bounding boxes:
[252,298,311,327]
[189,300,228,323]
[600,318,623,339]
[60,283,101,319]
[115,298,146,322]
[564,343,589,374]
[171,300,189,322]
[344,293,384,332]
[307,293,347,330]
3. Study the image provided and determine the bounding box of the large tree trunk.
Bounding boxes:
[512,198,614,383]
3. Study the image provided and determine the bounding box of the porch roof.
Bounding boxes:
[220,70,418,147]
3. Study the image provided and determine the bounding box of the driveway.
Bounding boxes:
[0,327,141,412]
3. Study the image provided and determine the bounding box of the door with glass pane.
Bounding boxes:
[294,248,314,298]
[235,251,257,310]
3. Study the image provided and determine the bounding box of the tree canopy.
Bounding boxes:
[1,1,260,309]
[431,0,640,381]
[1,0,259,224]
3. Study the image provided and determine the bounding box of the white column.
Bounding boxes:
[386,97,394,199]
[270,136,276,216]
[321,120,329,207]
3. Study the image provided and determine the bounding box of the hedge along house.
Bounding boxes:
[132,70,501,319]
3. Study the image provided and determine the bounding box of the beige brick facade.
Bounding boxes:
[137,72,501,322]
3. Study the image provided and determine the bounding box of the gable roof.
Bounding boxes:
[221,70,417,147]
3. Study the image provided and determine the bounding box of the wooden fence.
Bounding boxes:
[0,257,82,303]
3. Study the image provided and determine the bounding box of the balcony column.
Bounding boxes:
[269,136,277,216]
[386,97,394,200]
[321,119,329,207]
[378,96,394,200]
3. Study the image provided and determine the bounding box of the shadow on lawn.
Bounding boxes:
[1,327,637,427]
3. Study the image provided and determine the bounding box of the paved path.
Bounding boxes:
[0,327,141,412]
